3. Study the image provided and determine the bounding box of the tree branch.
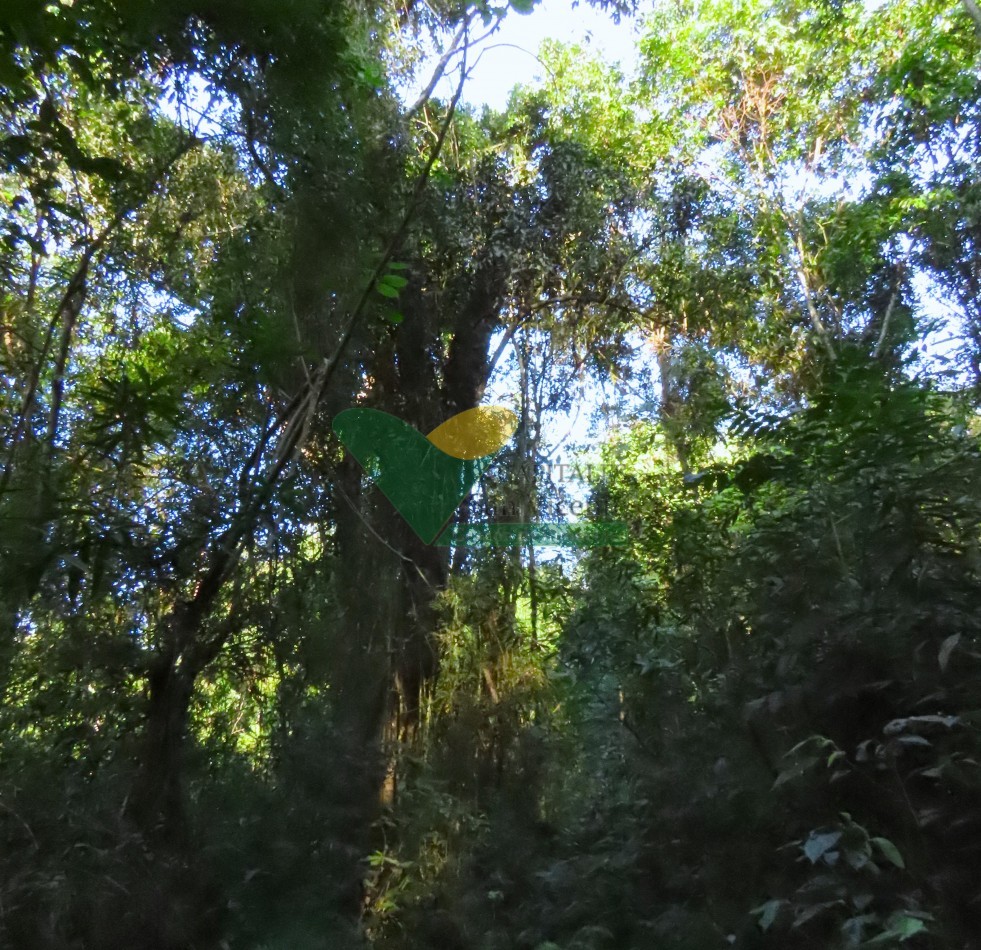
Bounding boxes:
[173,34,474,668]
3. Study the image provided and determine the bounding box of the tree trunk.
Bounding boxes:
[130,606,200,845]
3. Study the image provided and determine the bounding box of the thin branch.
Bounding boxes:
[334,482,436,590]
[405,13,475,120]
[177,36,474,664]
[486,313,524,380]
[873,259,908,360]
[793,235,836,362]
[43,139,200,456]
[468,43,557,85]
[1,137,199,493]
[244,108,287,200]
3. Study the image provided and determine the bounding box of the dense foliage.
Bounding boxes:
[1,0,979,947]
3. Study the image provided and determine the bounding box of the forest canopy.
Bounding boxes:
[1,0,980,947]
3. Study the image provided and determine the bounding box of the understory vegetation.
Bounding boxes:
[1,0,980,947]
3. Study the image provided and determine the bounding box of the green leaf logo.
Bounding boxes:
[332,406,517,543]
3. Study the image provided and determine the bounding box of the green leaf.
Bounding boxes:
[510,0,536,13]
[871,837,905,869]
[376,282,400,298]
[803,830,842,864]
[773,749,822,786]
[893,917,927,939]
[752,899,787,932]
[867,914,928,943]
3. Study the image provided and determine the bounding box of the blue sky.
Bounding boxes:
[402,0,641,111]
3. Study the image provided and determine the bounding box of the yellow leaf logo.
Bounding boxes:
[426,406,518,460]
